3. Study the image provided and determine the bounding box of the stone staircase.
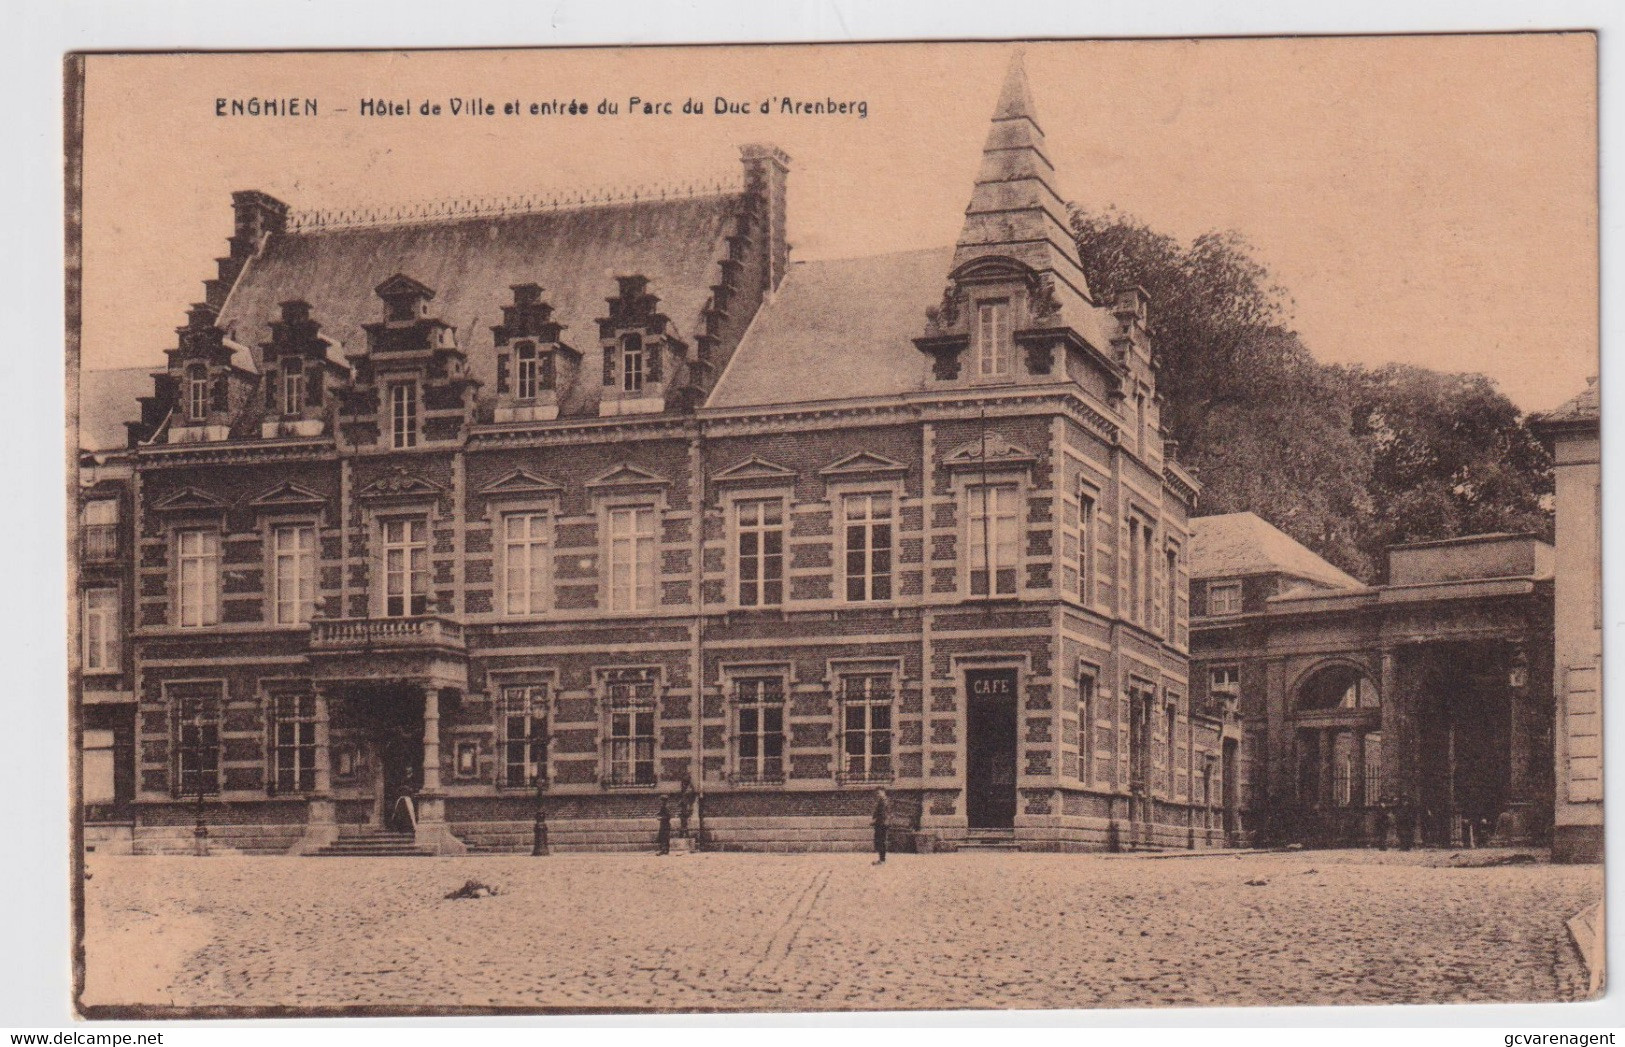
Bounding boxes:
[957,828,1021,851]
[311,828,435,857]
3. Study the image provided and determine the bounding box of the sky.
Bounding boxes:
[78,36,1597,413]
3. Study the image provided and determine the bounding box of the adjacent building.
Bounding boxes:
[1190,513,1556,848]
[75,56,1230,855]
[1532,379,1604,863]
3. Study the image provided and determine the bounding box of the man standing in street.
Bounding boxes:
[656,796,673,855]
[872,788,890,865]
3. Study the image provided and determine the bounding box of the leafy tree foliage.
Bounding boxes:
[1339,363,1552,578]
[1071,207,1551,582]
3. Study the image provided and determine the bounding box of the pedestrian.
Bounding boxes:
[656,796,672,855]
[871,788,890,865]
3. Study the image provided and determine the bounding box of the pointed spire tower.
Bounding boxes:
[953,49,1091,302]
[918,49,1118,384]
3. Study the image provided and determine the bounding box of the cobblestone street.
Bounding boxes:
[81,849,1602,1014]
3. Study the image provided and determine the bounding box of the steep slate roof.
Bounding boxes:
[1190,512,1363,590]
[1532,375,1599,426]
[79,366,155,452]
[217,193,743,417]
[708,248,949,409]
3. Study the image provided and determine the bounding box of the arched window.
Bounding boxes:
[1296,664,1380,712]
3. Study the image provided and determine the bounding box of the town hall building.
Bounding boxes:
[76,56,1232,855]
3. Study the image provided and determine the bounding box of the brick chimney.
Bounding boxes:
[740,144,790,293]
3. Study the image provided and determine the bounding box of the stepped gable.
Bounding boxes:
[1191,512,1363,590]
[216,192,746,419]
[707,248,949,409]
[78,366,155,453]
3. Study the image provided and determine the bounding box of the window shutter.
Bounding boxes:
[211,374,229,412]
[603,345,617,386]
[646,342,662,384]
[541,353,556,391]
[496,353,510,395]
[306,365,322,406]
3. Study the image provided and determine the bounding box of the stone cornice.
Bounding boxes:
[134,437,336,469]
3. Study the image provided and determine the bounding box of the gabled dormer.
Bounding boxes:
[338,275,480,449]
[598,275,687,417]
[257,300,350,439]
[145,302,258,444]
[492,283,580,423]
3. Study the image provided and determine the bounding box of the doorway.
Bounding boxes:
[965,668,1018,829]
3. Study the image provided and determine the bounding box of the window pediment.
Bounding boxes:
[587,463,669,491]
[249,481,327,512]
[713,456,797,488]
[480,469,564,498]
[356,466,445,503]
[941,434,1037,472]
[151,487,229,513]
[819,451,908,481]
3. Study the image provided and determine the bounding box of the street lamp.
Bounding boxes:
[531,726,551,857]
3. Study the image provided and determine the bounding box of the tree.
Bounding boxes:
[1070,208,1552,583]
[1071,207,1375,578]
[1338,363,1553,578]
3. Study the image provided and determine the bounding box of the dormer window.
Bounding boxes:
[515,342,538,401]
[389,383,418,449]
[975,299,1011,378]
[621,333,645,394]
[186,365,209,422]
[281,364,305,417]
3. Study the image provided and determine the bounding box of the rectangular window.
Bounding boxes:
[1127,518,1143,622]
[840,673,893,782]
[1165,544,1179,637]
[975,299,1011,377]
[82,499,118,562]
[502,512,552,616]
[83,587,120,671]
[1165,703,1178,796]
[968,483,1020,596]
[271,524,316,625]
[843,493,893,602]
[607,506,657,611]
[1078,488,1096,605]
[1210,664,1240,697]
[175,691,220,795]
[734,675,786,782]
[187,367,209,422]
[621,334,645,393]
[516,343,538,400]
[176,529,220,628]
[1143,523,1156,626]
[381,518,428,617]
[1208,581,1242,616]
[500,685,549,788]
[605,669,657,786]
[269,692,316,794]
[1078,671,1096,784]
[389,383,418,449]
[282,367,305,416]
[736,498,785,607]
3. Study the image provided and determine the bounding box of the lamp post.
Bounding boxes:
[531,727,550,857]
[192,785,210,857]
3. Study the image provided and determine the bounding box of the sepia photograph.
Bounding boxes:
[65,35,1603,1017]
